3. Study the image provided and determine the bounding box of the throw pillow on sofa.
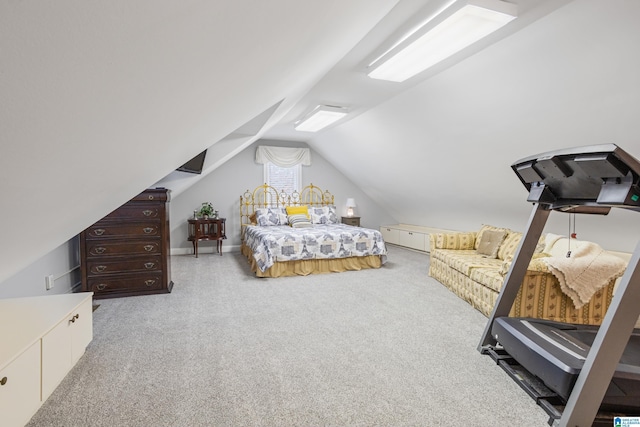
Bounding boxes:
[475,225,509,250]
[477,229,507,258]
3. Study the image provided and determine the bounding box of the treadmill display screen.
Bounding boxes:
[511,144,640,212]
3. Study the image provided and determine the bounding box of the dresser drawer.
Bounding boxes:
[104,205,161,220]
[85,222,160,239]
[131,189,169,202]
[87,274,164,294]
[85,240,161,257]
[86,256,162,275]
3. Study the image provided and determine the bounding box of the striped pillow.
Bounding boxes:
[288,214,313,228]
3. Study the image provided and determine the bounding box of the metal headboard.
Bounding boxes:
[240,183,335,236]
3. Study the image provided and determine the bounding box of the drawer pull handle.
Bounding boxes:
[143,245,155,252]
[70,314,80,323]
[93,229,105,236]
[96,265,107,272]
[0,377,7,386]
[94,247,107,254]
[148,195,154,200]
[96,283,107,291]
[143,227,154,234]
[144,279,156,287]
[144,262,156,269]
[142,210,153,216]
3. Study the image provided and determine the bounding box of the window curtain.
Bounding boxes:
[255,146,311,167]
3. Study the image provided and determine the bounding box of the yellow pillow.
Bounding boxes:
[286,206,309,218]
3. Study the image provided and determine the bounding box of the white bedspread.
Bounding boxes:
[244,224,387,272]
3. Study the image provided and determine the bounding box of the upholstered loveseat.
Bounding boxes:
[429,225,629,325]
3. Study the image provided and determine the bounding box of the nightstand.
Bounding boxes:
[341,216,360,227]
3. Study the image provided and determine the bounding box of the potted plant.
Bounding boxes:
[199,202,215,219]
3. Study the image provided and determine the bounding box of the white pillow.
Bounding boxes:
[255,208,288,226]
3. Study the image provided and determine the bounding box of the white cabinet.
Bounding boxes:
[380,224,454,253]
[42,297,93,400]
[399,230,427,251]
[0,293,93,427]
[380,226,400,245]
[0,341,41,427]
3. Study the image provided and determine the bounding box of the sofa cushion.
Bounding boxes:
[497,231,522,261]
[430,248,476,264]
[477,229,507,258]
[434,232,476,250]
[475,225,509,250]
[469,267,505,293]
[498,253,551,276]
[433,249,503,276]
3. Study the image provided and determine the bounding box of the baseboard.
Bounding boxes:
[68,281,82,294]
[171,244,241,256]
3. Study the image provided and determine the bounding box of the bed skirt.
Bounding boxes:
[241,244,383,278]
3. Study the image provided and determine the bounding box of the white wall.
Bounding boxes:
[308,0,640,253]
[0,237,80,298]
[0,0,398,284]
[0,140,397,297]
[169,139,397,254]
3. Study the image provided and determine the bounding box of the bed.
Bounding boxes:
[240,183,387,278]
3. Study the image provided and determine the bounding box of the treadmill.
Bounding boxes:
[478,144,640,426]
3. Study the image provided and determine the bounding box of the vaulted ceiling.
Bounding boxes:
[3,0,640,283]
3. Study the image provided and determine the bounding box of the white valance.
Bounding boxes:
[255,146,311,167]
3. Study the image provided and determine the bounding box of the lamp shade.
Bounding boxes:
[345,198,356,217]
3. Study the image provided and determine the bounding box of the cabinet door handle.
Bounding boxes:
[0,377,7,386]
[69,314,80,323]
[143,227,154,234]
[142,210,153,216]
[96,283,107,291]
[144,262,156,269]
[144,279,156,287]
[143,245,155,252]
[93,229,105,236]
[94,247,107,254]
[95,265,107,273]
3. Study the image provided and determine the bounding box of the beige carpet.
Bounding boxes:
[26,246,550,426]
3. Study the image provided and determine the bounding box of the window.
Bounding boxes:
[264,162,301,193]
[255,145,309,194]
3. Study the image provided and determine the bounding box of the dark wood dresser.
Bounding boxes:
[80,188,173,299]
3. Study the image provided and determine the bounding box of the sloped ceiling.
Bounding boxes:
[3,0,640,284]
[0,0,398,283]
[265,0,640,252]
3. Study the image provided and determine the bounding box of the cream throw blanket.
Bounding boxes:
[544,241,627,309]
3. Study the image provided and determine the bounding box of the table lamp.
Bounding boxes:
[346,198,356,217]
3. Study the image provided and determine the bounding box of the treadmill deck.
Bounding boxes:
[491,317,640,412]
